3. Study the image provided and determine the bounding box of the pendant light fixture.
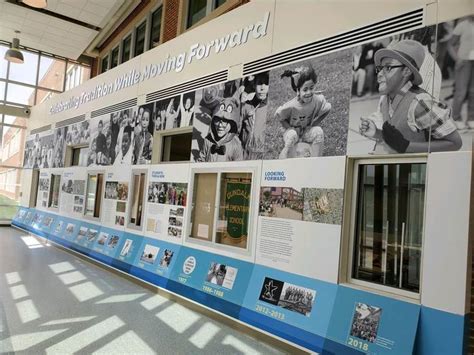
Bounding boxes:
[4,31,24,64]
[22,0,48,8]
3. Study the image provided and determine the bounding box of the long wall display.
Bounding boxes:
[14,6,473,355]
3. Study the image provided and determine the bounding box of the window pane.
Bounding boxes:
[0,45,8,79]
[161,133,192,162]
[110,47,119,69]
[187,0,207,28]
[150,7,162,48]
[8,50,38,85]
[216,172,251,249]
[214,0,226,8]
[0,81,5,101]
[122,36,131,63]
[190,173,217,241]
[101,56,109,73]
[352,163,426,293]
[0,167,22,220]
[65,63,90,91]
[85,174,97,216]
[6,83,35,105]
[38,55,66,91]
[1,125,26,166]
[3,115,26,127]
[134,22,146,56]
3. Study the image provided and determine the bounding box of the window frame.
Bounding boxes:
[133,19,149,58]
[185,164,258,256]
[101,55,110,74]
[110,45,120,69]
[342,156,428,301]
[84,170,105,221]
[121,32,133,64]
[149,5,164,49]
[152,126,193,164]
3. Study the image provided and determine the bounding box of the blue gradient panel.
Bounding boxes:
[50,217,67,239]
[415,306,466,355]
[241,264,338,336]
[132,237,181,279]
[326,286,419,354]
[169,246,254,306]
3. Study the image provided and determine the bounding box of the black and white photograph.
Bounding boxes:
[115,215,125,226]
[87,108,137,166]
[168,216,183,227]
[61,179,85,195]
[73,206,83,213]
[347,20,470,155]
[107,235,120,248]
[132,103,154,165]
[167,226,182,238]
[276,282,316,317]
[350,303,382,343]
[265,51,352,159]
[86,228,99,242]
[52,126,68,168]
[140,244,160,264]
[302,188,344,225]
[104,181,128,201]
[41,200,47,207]
[65,223,75,236]
[169,207,184,217]
[147,182,187,206]
[97,232,108,245]
[54,220,64,233]
[258,277,284,306]
[259,186,303,221]
[205,262,238,289]
[74,196,84,205]
[23,131,55,169]
[77,226,88,241]
[39,178,50,191]
[120,239,133,257]
[66,120,90,146]
[159,249,174,268]
[154,96,181,131]
[42,191,48,199]
[179,92,195,127]
[192,79,247,162]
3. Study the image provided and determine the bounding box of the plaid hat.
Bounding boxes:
[374,40,425,86]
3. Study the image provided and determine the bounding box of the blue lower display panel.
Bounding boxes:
[10,207,468,354]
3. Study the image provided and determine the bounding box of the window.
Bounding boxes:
[85,173,104,218]
[150,7,163,48]
[48,174,61,208]
[121,35,132,63]
[128,171,146,229]
[348,160,426,297]
[110,47,119,69]
[71,147,88,166]
[153,129,193,163]
[101,56,109,74]
[134,22,147,57]
[186,0,227,29]
[189,171,252,250]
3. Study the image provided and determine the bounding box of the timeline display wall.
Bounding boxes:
[14,1,473,354]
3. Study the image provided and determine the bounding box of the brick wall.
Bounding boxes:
[163,0,180,43]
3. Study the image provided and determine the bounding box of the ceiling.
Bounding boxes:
[0,0,129,59]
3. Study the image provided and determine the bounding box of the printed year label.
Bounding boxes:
[347,337,369,351]
[202,285,224,298]
[178,276,187,284]
[255,304,285,320]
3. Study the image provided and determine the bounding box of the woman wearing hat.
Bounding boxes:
[359,39,462,153]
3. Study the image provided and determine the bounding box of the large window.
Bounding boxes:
[110,46,120,69]
[101,56,109,74]
[85,173,104,218]
[189,171,252,250]
[134,21,147,57]
[186,0,227,29]
[348,160,426,297]
[150,7,163,48]
[121,35,132,63]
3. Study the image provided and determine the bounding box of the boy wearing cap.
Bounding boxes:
[199,97,243,162]
[359,39,462,153]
